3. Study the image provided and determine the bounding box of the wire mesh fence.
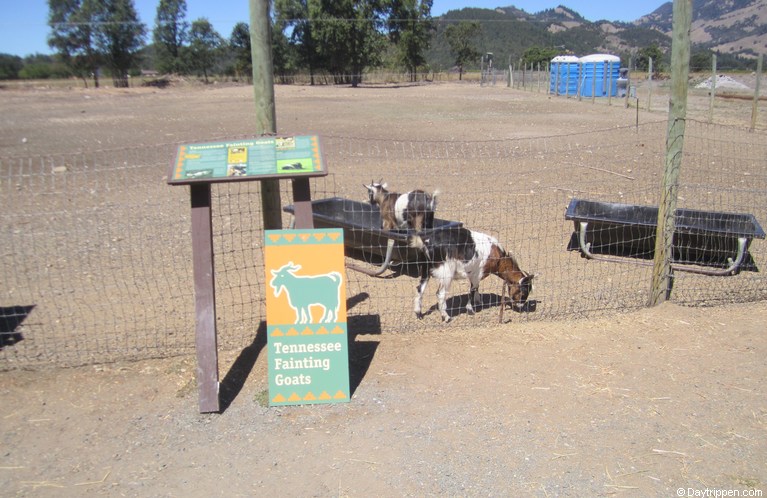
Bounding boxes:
[2,120,766,368]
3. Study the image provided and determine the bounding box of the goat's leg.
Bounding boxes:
[466,275,482,315]
[466,285,479,315]
[437,277,453,322]
[414,274,429,319]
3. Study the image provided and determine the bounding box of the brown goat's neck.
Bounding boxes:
[484,244,526,283]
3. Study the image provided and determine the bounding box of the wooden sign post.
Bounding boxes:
[168,135,327,413]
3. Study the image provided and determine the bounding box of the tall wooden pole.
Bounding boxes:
[250,0,283,230]
[649,0,692,306]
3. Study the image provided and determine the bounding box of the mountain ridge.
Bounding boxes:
[426,1,766,69]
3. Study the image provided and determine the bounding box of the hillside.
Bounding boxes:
[635,0,767,59]
[426,1,766,71]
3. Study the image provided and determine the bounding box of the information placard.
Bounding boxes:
[264,228,350,406]
[168,135,326,184]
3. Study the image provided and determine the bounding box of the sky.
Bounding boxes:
[0,0,667,58]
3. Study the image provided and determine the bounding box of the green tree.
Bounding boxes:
[93,0,146,87]
[0,53,24,79]
[690,50,713,72]
[636,43,663,73]
[47,0,101,87]
[188,18,223,83]
[274,0,322,85]
[444,21,481,80]
[229,22,251,81]
[387,0,434,82]
[271,21,299,84]
[18,54,71,79]
[312,0,386,86]
[522,45,558,67]
[153,0,189,74]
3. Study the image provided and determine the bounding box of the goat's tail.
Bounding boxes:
[429,189,440,211]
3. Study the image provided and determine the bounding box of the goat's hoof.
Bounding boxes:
[416,312,423,320]
[466,307,475,315]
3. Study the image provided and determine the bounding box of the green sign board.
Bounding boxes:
[265,229,350,406]
[168,135,327,184]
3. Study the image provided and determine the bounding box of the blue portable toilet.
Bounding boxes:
[579,54,621,97]
[549,55,580,96]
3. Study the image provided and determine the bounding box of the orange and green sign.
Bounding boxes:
[265,229,350,406]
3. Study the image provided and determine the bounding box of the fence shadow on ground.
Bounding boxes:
[2,120,766,368]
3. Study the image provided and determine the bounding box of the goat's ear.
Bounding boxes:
[521,274,534,285]
[382,182,388,189]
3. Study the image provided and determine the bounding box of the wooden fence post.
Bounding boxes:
[708,54,717,123]
[650,0,692,306]
[750,54,763,132]
[537,62,541,93]
[625,64,632,108]
[608,60,613,106]
[647,57,653,111]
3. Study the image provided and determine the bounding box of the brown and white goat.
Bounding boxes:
[409,227,534,322]
[364,180,438,231]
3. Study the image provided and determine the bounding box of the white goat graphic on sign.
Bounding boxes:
[269,262,343,324]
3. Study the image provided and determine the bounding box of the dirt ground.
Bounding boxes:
[1,79,766,496]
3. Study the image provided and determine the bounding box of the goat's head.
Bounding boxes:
[502,272,534,310]
[492,250,534,310]
[509,275,535,310]
[363,179,388,205]
[269,262,301,297]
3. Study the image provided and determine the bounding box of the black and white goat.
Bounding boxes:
[409,227,534,322]
[364,180,439,231]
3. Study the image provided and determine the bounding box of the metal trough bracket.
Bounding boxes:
[290,215,399,277]
[577,221,749,276]
[346,238,398,277]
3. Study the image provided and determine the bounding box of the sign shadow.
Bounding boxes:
[217,292,381,412]
[1,305,35,350]
[219,321,268,412]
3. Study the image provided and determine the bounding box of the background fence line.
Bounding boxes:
[2,120,766,368]
[508,62,766,130]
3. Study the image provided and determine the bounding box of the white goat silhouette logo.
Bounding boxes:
[269,262,343,324]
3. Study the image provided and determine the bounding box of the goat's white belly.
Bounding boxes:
[430,231,498,281]
[431,257,481,281]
